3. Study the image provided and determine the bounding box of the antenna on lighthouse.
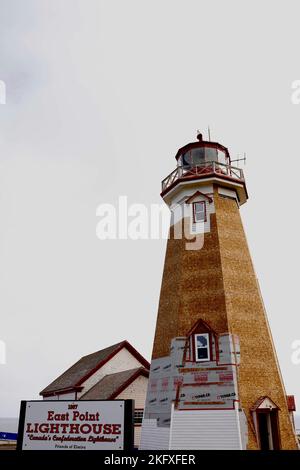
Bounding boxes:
[208,126,211,141]
[231,153,247,166]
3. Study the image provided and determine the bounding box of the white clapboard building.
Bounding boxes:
[40,341,149,447]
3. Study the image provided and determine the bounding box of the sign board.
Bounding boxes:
[17,400,133,451]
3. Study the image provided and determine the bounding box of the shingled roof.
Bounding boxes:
[40,340,149,396]
[80,367,149,400]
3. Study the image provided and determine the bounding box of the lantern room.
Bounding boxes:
[161,132,248,205]
[176,132,230,169]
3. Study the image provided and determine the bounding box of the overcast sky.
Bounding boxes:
[0,0,299,419]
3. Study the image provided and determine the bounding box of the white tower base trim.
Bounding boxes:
[139,419,171,450]
[140,403,248,450]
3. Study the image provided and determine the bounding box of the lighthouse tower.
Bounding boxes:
[140,134,298,450]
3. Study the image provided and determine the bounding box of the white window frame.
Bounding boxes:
[194,333,210,362]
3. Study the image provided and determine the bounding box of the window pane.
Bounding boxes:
[191,148,205,166]
[205,148,217,162]
[182,151,192,167]
[134,410,144,424]
[195,213,205,222]
[195,202,204,213]
[196,334,208,348]
[217,149,226,165]
[195,214,204,222]
[197,347,208,360]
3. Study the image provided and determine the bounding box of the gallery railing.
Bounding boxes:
[161,161,244,192]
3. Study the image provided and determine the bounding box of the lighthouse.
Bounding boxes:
[140,133,298,450]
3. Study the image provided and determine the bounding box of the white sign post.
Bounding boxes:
[17,400,133,451]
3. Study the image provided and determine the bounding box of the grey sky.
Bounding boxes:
[0,0,299,418]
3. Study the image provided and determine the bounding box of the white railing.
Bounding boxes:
[161,161,244,192]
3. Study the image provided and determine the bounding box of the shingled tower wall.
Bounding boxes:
[141,134,298,450]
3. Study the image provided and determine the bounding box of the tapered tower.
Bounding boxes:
[140,133,298,450]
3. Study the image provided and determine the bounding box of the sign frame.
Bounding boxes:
[16,399,134,451]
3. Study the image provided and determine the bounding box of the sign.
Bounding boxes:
[17,400,133,451]
[0,432,17,441]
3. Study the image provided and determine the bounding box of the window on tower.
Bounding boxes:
[191,147,205,166]
[193,201,206,223]
[194,333,210,362]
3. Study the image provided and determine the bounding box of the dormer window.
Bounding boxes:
[193,201,206,223]
[194,333,210,362]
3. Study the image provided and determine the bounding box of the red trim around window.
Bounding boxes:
[185,190,213,204]
[192,201,207,223]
